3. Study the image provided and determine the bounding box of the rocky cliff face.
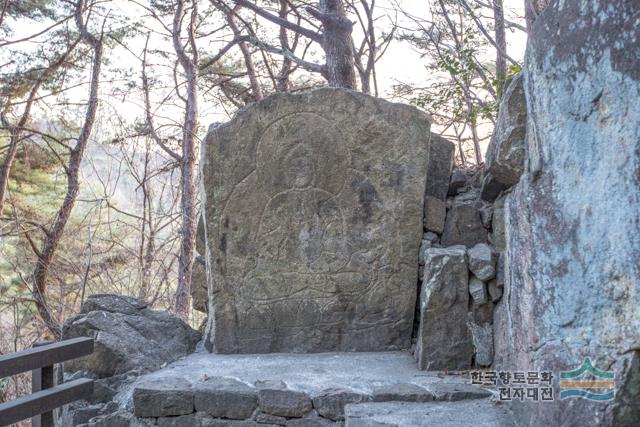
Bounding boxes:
[495,1,640,425]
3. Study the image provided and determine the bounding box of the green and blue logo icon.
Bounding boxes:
[559,358,615,401]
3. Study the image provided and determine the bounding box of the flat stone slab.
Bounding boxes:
[345,400,513,427]
[201,88,434,353]
[125,351,473,397]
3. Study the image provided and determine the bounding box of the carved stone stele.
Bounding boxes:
[201,88,436,353]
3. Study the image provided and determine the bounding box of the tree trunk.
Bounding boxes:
[32,33,103,338]
[173,0,199,320]
[276,0,292,92]
[317,0,357,89]
[492,0,507,94]
[225,8,263,101]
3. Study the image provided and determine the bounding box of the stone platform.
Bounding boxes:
[96,351,514,426]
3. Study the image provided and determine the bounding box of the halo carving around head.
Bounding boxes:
[256,113,350,196]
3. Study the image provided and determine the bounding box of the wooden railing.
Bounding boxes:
[0,337,94,427]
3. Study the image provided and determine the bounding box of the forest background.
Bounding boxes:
[0,0,532,404]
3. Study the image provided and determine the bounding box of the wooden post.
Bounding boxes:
[31,341,54,427]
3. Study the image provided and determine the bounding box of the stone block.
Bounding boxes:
[258,389,313,418]
[157,413,201,427]
[194,377,258,420]
[469,276,488,305]
[312,388,370,421]
[285,417,336,427]
[202,88,433,353]
[441,199,487,248]
[423,196,446,234]
[133,378,194,418]
[467,321,494,367]
[468,243,496,281]
[202,419,258,427]
[425,133,455,201]
[416,247,473,370]
[447,169,468,196]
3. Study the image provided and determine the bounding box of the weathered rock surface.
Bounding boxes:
[468,243,496,281]
[63,294,200,378]
[423,195,446,234]
[495,1,640,425]
[371,383,433,402]
[191,218,209,313]
[447,169,468,196]
[490,194,507,252]
[344,400,511,427]
[480,74,526,202]
[202,419,258,427]
[441,196,488,247]
[133,377,194,418]
[78,409,155,427]
[258,389,313,418]
[256,412,287,425]
[312,388,370,421]
[467,321,493,367]
[286,416,336,427]
[416,247,473,370]
[425,133,455,201]
[191,261,208,314]
[468,276,488,305]
[487,279,502,303]
[422,383,492,401]
[201,88,435,353]
[194,377,258,420]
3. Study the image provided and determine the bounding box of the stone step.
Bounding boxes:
[110,351,496,426]
[344,400,513,427]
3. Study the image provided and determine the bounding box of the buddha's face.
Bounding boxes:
[285,146,314,188]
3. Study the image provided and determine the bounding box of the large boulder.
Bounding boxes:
[495,1,640,425]
[201,88,436,353]
[416,246,473,370]
[480,73,526,202]
[63,294,200,378]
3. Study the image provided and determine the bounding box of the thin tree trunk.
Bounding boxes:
[468,105,482,165]
[138,143,154,302]
[492,0,507,94]
[276,0,292,92]
[32,2,103,337]
[173,0,199,320]
[225,8,263,101]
